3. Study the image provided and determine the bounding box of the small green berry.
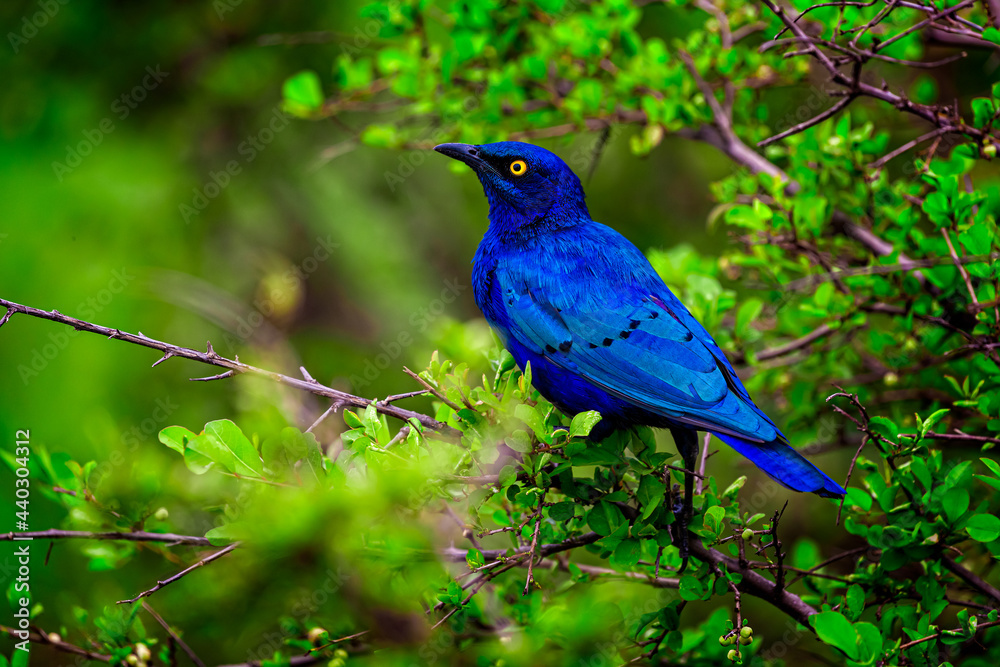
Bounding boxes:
[739,635,752,645]
[727,648,739,662]
[333,649,348,659]
[740,626,753,638]
[741,528,753,541]
[719,634,732,645]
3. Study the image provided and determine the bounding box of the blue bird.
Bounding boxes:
[434,141,845,551]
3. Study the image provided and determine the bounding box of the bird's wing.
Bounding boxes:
[498,263,782,443]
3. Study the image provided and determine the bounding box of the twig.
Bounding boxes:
[118,542,240,605]
[142,602,207,667]
[0,529,211,545]
[0,297,457,437]
[305,401,343,433]
[695,432,711,495]
[869,127,950,170]
[897,618,1000,652]
[758,94,855,147]
[941,228,981,310]
[0,624,110,662]
[942,555,1000,605]
[402,366,463,412]
[523,490,548,595]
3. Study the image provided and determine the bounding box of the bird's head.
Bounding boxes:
[434,141,589,234]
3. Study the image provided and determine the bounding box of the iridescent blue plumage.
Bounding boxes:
[435,141,845,499]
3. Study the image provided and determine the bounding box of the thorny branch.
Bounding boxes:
[0,297,458,437]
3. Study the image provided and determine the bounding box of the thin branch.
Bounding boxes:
[523,490,547,595]
[0,624,110,662]
[941,228,981,309]
[118,542,240,605]
[869,127,950,170]
[897,618,1000,652]
[142,602,207,667]
[695,432,711,495]
[758,94,855,147]
[942,555,1000,605]
[736,322,840,364]
[0,529,212,545]
[0,297,457,437]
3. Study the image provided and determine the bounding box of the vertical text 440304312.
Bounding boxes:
[12,428,32,654]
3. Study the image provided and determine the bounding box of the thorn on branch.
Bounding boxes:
[0,306,14,330]
[151,350,176,368]
[189,370,236,382]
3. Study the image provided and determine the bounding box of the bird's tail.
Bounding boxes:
[712,432,846,498]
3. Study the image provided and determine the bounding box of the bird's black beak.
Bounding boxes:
[434,143,485,171]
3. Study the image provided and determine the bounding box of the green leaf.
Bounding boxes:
[466,548,485,569]
[610,538,641,569]
[810,611,859,661]
[587,501,625,536]
[919,409,949,438]
[966,514,1000,542]
[972,97,996,129]
[514,404,548,442]
[262,428,324,484]
[498,464,517,488]
[845,584,865,621]
[506,429,534,453]
[548,502,576,521]
[845,487,872,512]
[941,487,969,523]
[678,575,706,601]
[869,417,899,442]
[204,524,241,545]
[735,298,762,336]
[982,457,1000,478]
[637,474,666,510]
[960,223,993,255]
[188,420,264,478]
[855,621,883,663]
[158,425,196,455]
[703,505,725,536]
[343,410,364,429]
[569,410,602,438]
[282,70,324,115]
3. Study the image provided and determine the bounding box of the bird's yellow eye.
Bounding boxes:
[509,160,527,176]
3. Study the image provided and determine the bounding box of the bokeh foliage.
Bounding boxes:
[2,0,1000,666]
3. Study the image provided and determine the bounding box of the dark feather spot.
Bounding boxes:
[559,340,572,352]
[507,299,514,306]
[619,330,631,340]
[545,344,556,354]
[629,319,640,329]
[682,331,693,341]
[602,338,613,347]
[588,342,598,349]
[649,312,659,319]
